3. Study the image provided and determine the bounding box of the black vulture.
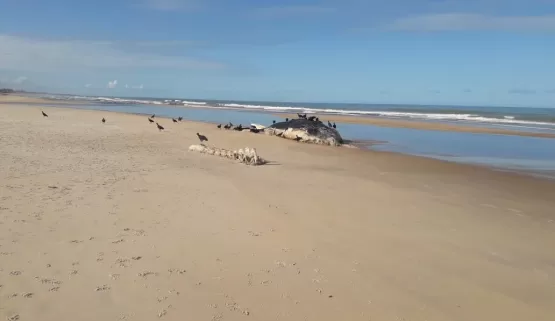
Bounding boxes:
[196,133,208,143]
[102,118,106,123]
[42,111,48,117]
[148,118,154,123]
[217,124,222,129]
[156,123,164,131]
[172,118,178,123]
[332,122,337,129]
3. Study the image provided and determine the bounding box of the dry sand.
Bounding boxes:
[275,113,555,139]
[1,98,555,321]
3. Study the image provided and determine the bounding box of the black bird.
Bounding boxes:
[196,132,208,143]
[285,118,289,121]
[148,118,154,123]
[297,113,307,119]
[332,122,337,129]
[151,114,155,118]
[315,117,319,122]
[172,118,178,123]
[223,124,230,129]
[178,117,183,121]
[102,117,106,123]
[156,123,164,131]
[294,135,302,142]
[233,124,243,131]
[217,124,222,129]
[328,121,332,127]
[42,111,48,117]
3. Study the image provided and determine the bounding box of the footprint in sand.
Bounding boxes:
[138,271,158,278]
[95,285,111,292]
[9,271,22,276]
[22,292,33,298]
[7,314,20,321]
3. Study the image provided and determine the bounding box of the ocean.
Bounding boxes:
[18,93,555,178]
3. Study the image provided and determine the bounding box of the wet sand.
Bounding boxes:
[1,98,555,321]
[275,113,555,139]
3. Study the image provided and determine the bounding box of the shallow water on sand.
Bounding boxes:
[9,102,555,178]
[338,123,555,178]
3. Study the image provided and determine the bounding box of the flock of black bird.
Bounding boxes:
[40,109,337,145]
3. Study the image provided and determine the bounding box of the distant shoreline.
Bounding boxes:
[9,93,554,139]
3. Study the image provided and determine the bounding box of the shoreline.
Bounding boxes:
[0,96,552,182]
[3,95,554,179]
[10,94,555,139]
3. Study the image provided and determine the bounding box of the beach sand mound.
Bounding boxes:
[188,144,267,165]
[265,119,343,146]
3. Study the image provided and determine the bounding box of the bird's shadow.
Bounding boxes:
[263,161,281,166]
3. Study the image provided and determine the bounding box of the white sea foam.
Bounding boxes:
[39,94,554,128]
[182,100,207,105]
[213,103,554,127]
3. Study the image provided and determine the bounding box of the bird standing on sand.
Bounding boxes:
[286,118,289,121]
[102,118,106,123]
[42,111,48,117]
[172,118,178,123]
[223,124,230,129]
[217,124,222,129]
[332,122,337,129]
[148,118,154,123]
[196,133,208,143]
[151,114,155,118]
[156,123,164,131]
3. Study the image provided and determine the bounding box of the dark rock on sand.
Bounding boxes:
[265,119,343,146]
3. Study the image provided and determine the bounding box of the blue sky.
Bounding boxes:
[1,0,555,107]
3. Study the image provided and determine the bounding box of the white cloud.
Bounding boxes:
[0,34,225,72]
[385,13,555,32]
[107,80,118,89]
[13,76,28,84]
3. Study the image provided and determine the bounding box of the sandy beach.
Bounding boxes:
[1,97,555,321]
